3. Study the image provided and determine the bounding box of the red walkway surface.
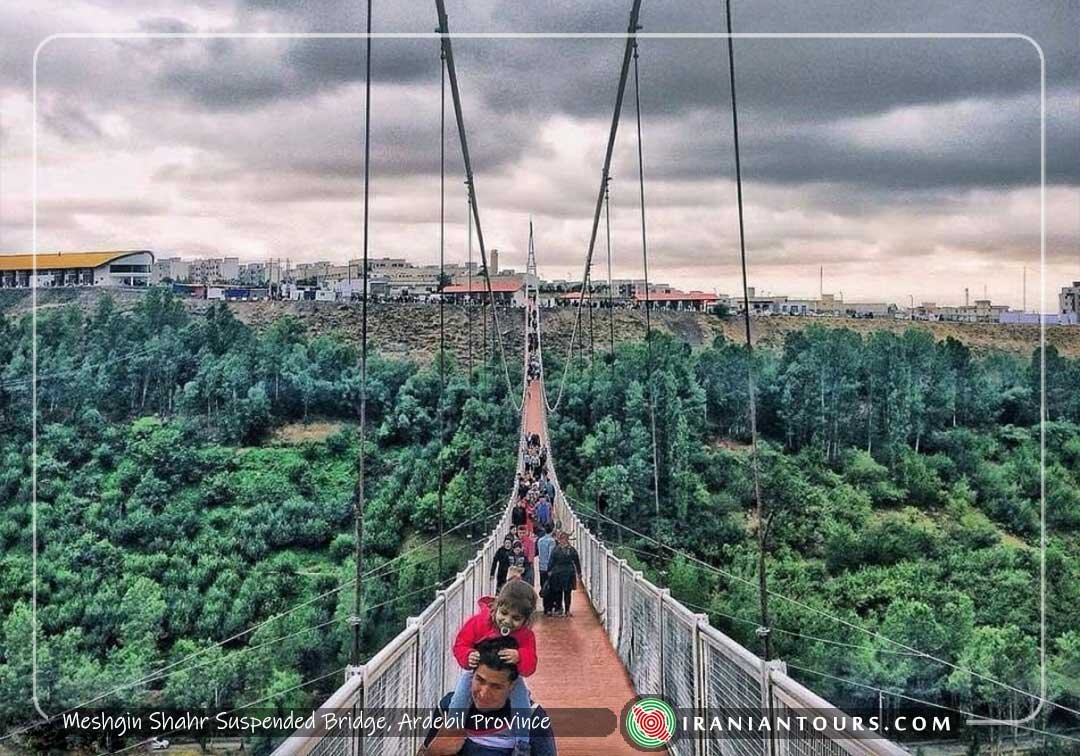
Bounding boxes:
[522,379,644,755]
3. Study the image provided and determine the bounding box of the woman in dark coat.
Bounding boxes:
[511,500,528,527]
[544,531,582,617]
[490,536,514,592]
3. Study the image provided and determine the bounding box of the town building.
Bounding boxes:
[634,290,721,312]
[292,260,333,283]
[150,256,189,284]
[734,287,787,315]
[238,262,272,285]
[187,257,239,284]
[441,278,527,307]
[1061,281,1080,317]
[0,250,155,288]
[842,301,897,319]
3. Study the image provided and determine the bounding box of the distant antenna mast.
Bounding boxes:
[819,266,823,299]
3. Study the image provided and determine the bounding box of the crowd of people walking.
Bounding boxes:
[490,431,580,617]
[426,301,577,755]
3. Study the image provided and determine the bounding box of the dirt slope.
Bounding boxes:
[2,289,1076,361]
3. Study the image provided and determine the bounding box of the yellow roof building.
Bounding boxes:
[0,250,153,271]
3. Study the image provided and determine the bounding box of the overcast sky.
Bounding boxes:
[1,1,1077,308]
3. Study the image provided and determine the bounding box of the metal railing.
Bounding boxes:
[274,304,908,756]
[537,383,907,756]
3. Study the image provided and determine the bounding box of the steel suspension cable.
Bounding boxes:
[437,43,447,581]
[350,0,374,669]
[631,39,661,521]
[435,0,521,411]
[605,178,616,378]
[544,0,643,413]
[588,282,595,363]
[467,194,473,381]
[724,0,772,672]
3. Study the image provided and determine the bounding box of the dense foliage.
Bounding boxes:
[0,290,518,751]
[546,326,1080,738]
[0,289,1076,750]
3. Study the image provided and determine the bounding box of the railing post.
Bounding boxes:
[657,587,670,698]
[407,616,421,754]
[353,669,366,756]
[616,558,628,655]
[692,613,708,756]
[436,588,448,713]
[762,658,787,756]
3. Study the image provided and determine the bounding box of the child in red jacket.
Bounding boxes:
[450,580,537,754]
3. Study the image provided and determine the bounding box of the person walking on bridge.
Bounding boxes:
[536,526,556,616]
[544,531,581,618]
[490,537,513,593]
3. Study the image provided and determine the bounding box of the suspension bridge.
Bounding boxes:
[273,278,909,755]
[9,0,1055,752]
[277,1,924,753]
[8,8,1060,756]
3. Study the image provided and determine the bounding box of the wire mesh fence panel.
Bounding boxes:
[363,640,418,756]
[442,579,466,695]
[470,558,483,609]
[701,628,766,756]
[662,601,699,756]
[769,671,908,756]
[416,601,447,720]
[621,579,662,695]
[305,701,359,756]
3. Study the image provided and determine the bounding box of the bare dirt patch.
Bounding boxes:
[7,288,1079,362]
[273,421,346,444]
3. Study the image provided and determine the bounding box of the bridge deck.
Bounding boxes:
[522,379,642,755]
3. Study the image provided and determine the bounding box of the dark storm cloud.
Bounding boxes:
[17,0,1065,199]
[4,0,1076,281]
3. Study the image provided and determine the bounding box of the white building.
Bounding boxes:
[238,262,272,285]
[442,278,527,307]
[0,250,155,288]
[1061,281,1080,317]
[150,256,189,284]
[187,257,240,284]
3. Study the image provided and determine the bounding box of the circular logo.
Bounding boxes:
[623,697,677,750]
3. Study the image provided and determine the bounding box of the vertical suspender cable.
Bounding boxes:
[435,0,521,411]
[437,44,447,581]
[724,0,775,741]
[350,0,374,669]
[588,278,595,363]
[605,179,616,378]
[467,194,473,381]
[631,39,661,520]
[544,0,643,413]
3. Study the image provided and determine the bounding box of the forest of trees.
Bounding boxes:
[0,290,518,752]
[0,288,1077,751]
[546,325,1080,748]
